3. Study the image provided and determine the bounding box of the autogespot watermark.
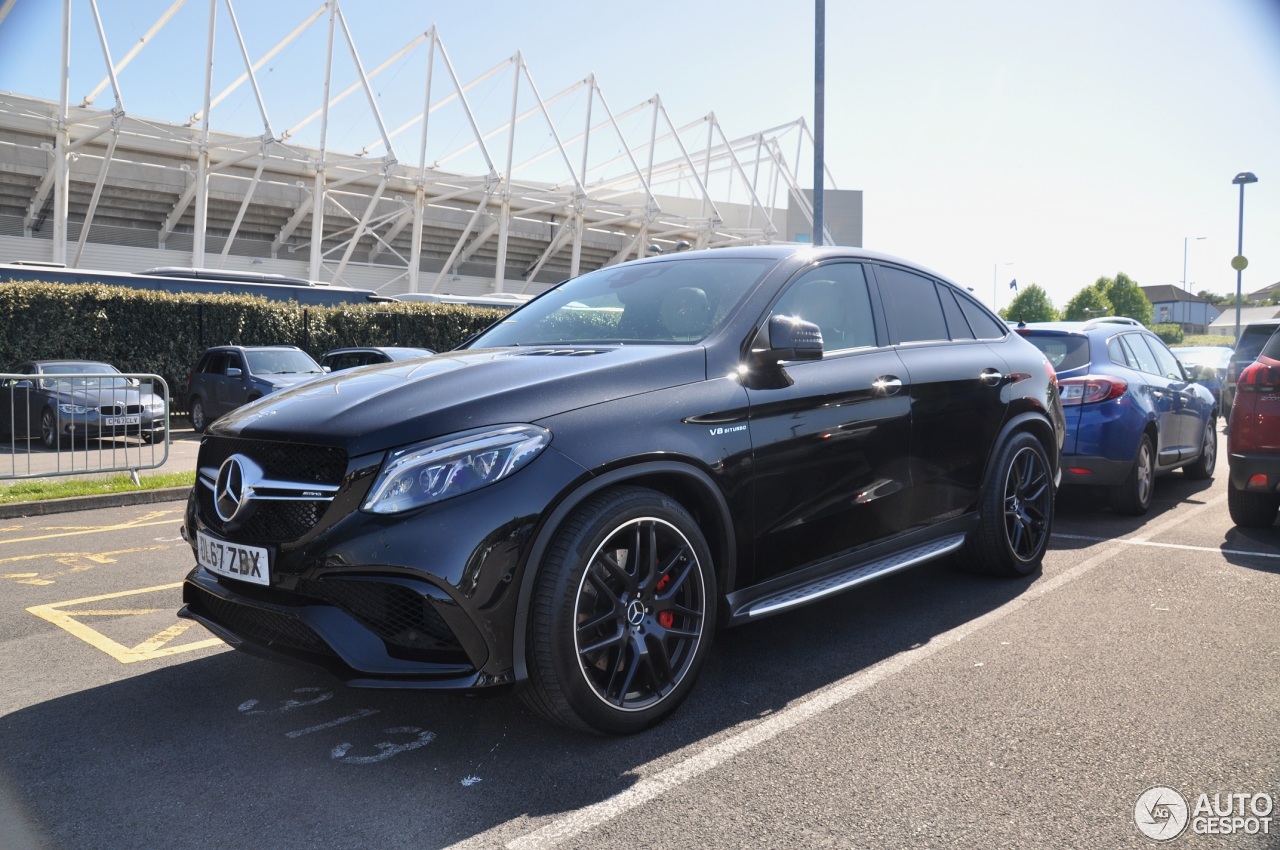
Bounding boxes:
[1135,785,1274,841]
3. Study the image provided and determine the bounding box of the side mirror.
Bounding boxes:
[227,367,243,378]
[750,315,824,366]
[14,379,33,390]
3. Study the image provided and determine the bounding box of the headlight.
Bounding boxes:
[362,424,551,514]
[146,399,166,413]
[58,403,90,415]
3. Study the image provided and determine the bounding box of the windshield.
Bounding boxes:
[468,257,774,348]
[38,363,130,390]
[245,349,323,375]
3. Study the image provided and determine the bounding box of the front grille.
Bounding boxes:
[196,435,349,542]
[197,485,325,541]
[98,403,143,415]
[295,577,465,661]
[190,584,334,657]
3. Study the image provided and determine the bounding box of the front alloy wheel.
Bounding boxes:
[524,486,715,734]
[40,408,60,450]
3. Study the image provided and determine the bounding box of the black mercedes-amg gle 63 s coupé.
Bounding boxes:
[180,245,1065,734]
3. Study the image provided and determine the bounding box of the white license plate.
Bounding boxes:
[197,531,270,586]
[104,415,141,426]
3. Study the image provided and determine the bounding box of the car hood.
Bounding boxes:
[209,345,709,456]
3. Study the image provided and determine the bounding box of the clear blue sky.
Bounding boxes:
[1,0,1277,313]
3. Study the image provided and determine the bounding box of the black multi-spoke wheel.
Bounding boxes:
[964,432,1054,577]
[523,486,715,735]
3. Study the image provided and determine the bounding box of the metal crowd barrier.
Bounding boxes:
[1,372,171,482]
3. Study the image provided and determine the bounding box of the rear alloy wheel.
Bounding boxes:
[1183,417,1217,480]
[1110,434,1154,515]
[964,432,1054,577]
[523,486,715,735]
[1227,481,1280,528]
[40,408,61,450]
[189,397,207,433]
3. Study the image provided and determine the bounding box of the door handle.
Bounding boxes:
[873,376,902,395]
[980,368,1004,386]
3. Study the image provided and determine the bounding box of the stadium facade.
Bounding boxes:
[0,3,860,298]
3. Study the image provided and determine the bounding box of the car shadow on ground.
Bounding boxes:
[0,556,1034,849]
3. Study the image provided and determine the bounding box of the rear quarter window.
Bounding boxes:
[1024,334,1091,372]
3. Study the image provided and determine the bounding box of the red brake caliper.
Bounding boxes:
[655,573,674,628]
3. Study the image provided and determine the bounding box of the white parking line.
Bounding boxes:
[1052,532,1280,560]
[446,495,1228,850]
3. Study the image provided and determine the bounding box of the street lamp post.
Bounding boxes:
[1232,172,1258,341]
[1182,235,1205,293]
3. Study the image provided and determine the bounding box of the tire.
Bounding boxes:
[1109,434,1154,515]
[1183,417,1217,480]
[522,485,716,735]
[963,432,1054,577]
[1227,481,1280,528]
[189,397,207,433]
[40,407,61,450]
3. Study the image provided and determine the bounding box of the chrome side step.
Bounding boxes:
[742,534,966,619]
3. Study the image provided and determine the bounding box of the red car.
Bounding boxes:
[1227,328,1280,528]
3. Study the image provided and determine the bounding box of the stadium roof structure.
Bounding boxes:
[0,1,844,297]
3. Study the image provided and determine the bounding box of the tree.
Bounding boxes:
[1063,286,1112,321]
[1101,272,1154,325]
[1196,290,1234,307]
[999,284,1058,323]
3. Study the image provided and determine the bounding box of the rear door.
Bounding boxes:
[872,264,1012,526]
[1115,333,1183,464]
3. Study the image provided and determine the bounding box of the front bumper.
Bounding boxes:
[180,437,589,690]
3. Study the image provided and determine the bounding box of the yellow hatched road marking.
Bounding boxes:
[27,582,224,663]
[0,510,184,546]
[1,546,170,584]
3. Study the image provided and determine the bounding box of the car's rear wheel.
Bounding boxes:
[40,408,61,450]
[189,397,207,433]
[1227,481,1279,528]
[1110,434,1154,515]
[963,431,1054,577]
[523,486,716,735]
[1183,416,1217,480]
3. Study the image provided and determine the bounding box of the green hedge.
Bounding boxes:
[1151,323,1184,345]
[0,281,503,411]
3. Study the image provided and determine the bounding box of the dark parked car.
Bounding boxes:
[320,346,436,372]
[1018,317,1217,514]
[1224,318,1280,418]
[179,245,1065,734]
[1172,345,1232,418]
[186,345,323,432]
[1227,325,1280,528]
[0,360,167,448]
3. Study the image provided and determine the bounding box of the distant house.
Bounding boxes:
[1140,286,1220,334]
[1246,281,1280,302]
[1209,305,1280,339]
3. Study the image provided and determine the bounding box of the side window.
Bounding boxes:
[874,265,948,343]
[1119,334,1160,375]
[937,285,974,340]
[956,293,1008,340]
[1107,337,1130,367]
[1146,335,1187,380]
[771,263,877,352]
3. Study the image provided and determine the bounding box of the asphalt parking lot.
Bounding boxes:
[1,429,1277,850]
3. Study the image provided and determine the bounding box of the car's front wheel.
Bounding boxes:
[963,431,1054,577]
[523,486,716,735]
[1110,434,1154,515]
[1227,481,1279,528]
[189,397,207,433]
[1183,416,1217,480]
[40,408,61,450]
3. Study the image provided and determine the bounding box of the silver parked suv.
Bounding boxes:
[186,345,323,432]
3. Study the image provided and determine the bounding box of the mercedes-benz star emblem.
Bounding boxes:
[214,455,263,523]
